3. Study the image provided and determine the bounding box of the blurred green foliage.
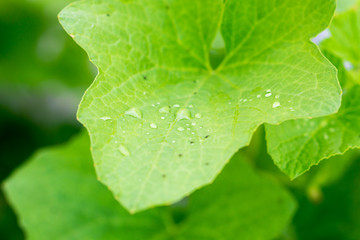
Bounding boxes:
[0,0,360,239]
[0,0,94,239]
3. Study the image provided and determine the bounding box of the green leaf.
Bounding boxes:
[265,84,360,179]
[322,2,360,65]
[3,132,296,240]
[336,0,358,12]
[59,0,340,212]
[265,6,360,179]
[293,154,360,240]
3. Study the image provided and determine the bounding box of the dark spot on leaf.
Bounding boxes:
[143,75,147,80]
[165,4,170,10]
[193,80,196,84]
[204,135,210,139]
[162,174,166,178]
[190,141,194,145]
[178,154,183,157]
[193,92,197,95]
[205,162,210,166]
[106,13,110,17]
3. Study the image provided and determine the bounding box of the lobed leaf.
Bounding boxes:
[3,132,296,240]
[59,0,340,211]
[265,6,360,179]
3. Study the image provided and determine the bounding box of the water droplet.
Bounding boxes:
[195,113,202,119]
[172,140,176,143]
[257,95,261,98]
[176,108,191,121]
[189,104,193,108]
[243,99,248,102]
[324,133,329,140]
[159,106,170,114]
[100,116,112,121]
[228,101,232,104]
[289,107,295,111]
[191,122,196,126]
[161,117,165,120]
[265,93,272,97]
[70,34,75,38]
[151,104,156,107]
[150,123,157,128]
[272,101,281,108]
[125,107,142,119]
[173,104,180,108]
[275,95,280,99]
[266,89,271,92]
[329,128,336,133]
[177,127,185,131]
[143,92,147,95]
[119,145,130,156]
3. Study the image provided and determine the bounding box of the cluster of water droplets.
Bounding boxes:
[231,89,296,112]
[101,101,208,157]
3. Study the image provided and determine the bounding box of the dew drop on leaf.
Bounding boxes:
[159,106,170,114]
[176,108,191,121]
[195,113,202,119]
[100,116,112,121]
[177,127,185,131]
[125,107,142,119]
[150,123,157,129]
[272,102,281,108]
[119,144,130,157]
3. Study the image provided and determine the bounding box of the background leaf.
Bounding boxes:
[3,132,296,240]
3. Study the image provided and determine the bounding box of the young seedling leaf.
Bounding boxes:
[59,0,340,212]
[3,132,296,240]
